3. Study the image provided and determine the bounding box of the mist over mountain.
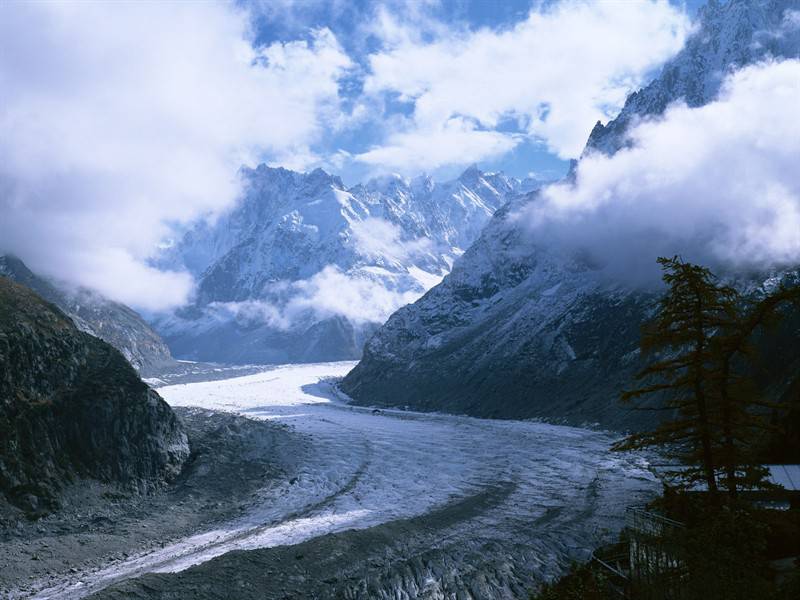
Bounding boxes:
[3,1,800,597]
[342,0,800,428]
[0,255,173,374]
[153,164,532,364]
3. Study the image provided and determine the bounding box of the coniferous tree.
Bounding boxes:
[614,256,738,498]
[711,285,800,496]
[616,256,800,499]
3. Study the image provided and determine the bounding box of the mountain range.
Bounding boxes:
[154,165,540,364]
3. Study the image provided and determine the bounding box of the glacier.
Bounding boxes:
[27,362,657,599]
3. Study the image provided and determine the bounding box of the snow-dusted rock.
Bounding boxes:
[584,0,800,157]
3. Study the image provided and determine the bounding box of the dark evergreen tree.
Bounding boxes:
[711,285,800,496]
[616,256,800,499]
[614,256,738,497]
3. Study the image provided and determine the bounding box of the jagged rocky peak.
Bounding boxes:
[585,0,800,156]
[410,173,435,196]
[457,163,482,184]
[0,277,189,516]
[0,254,173,374]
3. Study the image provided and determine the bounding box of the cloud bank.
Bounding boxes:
[0,0,695,311]
[209,265,425,329]
[350,218,434,263]
[0,2,351,310]
[523,59,800,283]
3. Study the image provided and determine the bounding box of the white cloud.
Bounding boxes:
[355,117,521,173]
[521,60,800,282]
[356,0,690,171]
[287,265,422,324]
[209,265,423,329]
[0,2,351,310]
[208,299,291,331]
[350,217,433,262]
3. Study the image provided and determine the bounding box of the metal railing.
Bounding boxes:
[589,509,688,600]
[626,508,687,600]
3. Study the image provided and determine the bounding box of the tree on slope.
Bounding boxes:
[710,284,800,497]
[614,256,738,498]
[616,256,800,499]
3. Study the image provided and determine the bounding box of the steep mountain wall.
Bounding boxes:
[0,277,188,515]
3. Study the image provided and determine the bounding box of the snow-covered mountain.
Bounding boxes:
[342,0,800,429]
[155,165,527,363]
[0,255,174,374]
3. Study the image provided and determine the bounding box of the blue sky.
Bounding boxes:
[245,0,707,185]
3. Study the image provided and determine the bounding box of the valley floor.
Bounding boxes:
[4,362,659,599]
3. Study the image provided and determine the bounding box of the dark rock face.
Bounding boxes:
[0,255,173,374]
[0,277,188,515]
[342,196,666,430]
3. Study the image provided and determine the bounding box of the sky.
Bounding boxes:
[247,0,706,184]
[0,0,732,310]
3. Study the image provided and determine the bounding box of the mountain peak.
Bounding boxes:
[583,0,800,157]
[458,164,483,184]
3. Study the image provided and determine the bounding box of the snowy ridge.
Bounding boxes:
[154,165,528,364]
[0,254,173,373]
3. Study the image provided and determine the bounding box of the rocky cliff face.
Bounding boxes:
[0,255,173,374]
[342,0,800,429]
[154,165,530,364]
[0,277,189,516]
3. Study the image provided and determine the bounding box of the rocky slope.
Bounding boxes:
[0,255,173,374]
[155,165,531,364]
[0,276,189,516]
[342,0,800,429]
